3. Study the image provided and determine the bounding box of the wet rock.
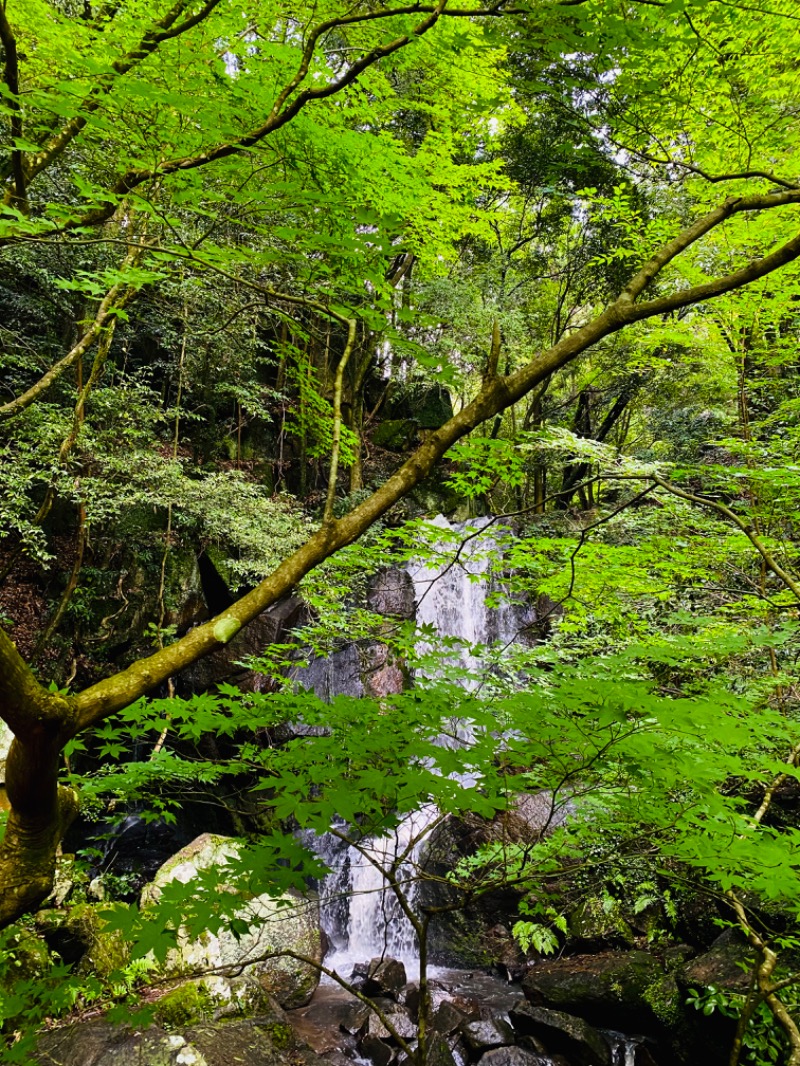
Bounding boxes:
[486,925,527,982]
[366,998,417,1042]
[509,1002,611,1066]
[680,929,755,995]
[368,569,416,619]
[35,1014,323,1066]
[461,1015,516,1057]
[400,981,421,1019]
[432,1000,467,1036]
[183,595,305,693]
[361,958,408,1000]
[142,833,322,1009]
[521,951,668,1029]
[362,1033,396,1066]
[517,1035,548,1056]
[293,643,366,699]
[339,1000,372,1036]
[362,642,408,697]
[427,1033,459,1066]
[479,1049,564,1066]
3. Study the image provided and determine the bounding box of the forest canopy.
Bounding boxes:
[3,0,800,1061]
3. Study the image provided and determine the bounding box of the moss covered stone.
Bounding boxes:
[63,902,131,978]
[372,419,417,451]
[567,897,636,949]
[142,834,322,1009]
[154,981,214,1029]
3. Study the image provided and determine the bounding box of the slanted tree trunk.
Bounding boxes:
[3,189,800,927]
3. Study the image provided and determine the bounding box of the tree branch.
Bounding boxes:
[0,245,145,422]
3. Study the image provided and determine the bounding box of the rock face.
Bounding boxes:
[144,833,322,1009]
[182,596,306,693]
[357,957,408,1000]
[367,569,416,620]
[566,898,636,950]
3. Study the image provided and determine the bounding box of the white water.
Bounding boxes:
[320,517,523,978]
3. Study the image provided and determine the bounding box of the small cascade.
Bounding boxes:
[603,1030,645,1066]
[324,803,439,975]
[318,517,523,977]
[410,515,522,686]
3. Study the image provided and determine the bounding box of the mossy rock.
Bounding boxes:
[0,923,53,1000]
[372,419,417,452]
[62,902,131,978]
[155,981,215,1029]
[567,897,636,949]
[142,835,322,1009]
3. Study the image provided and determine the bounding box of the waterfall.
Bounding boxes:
[318,516,523,977]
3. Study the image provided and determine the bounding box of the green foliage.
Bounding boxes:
[686,986,793,1066]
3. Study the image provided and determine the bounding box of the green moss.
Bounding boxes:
[154,981,213,1029]
[260,1021,294,1049]
[372,419,417,451]
[643,974,683,1026]
[65,903,131,979]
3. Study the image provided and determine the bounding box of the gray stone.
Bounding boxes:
[681,929,755,995]
[461,1016,516,1056]
[432,1000,466,1036]
[366,998,417,1042]
[339,1000,372,1036]
[362,957,408,1000]
[368,569,416,619]
[509,1002,611,1066]
[35,1014,324,1066]
[142,834,322,1008]
[361,1034,396,1066]
[479,1049,562,1066]
[427,1033,459,1066]
[521,951,665,1024]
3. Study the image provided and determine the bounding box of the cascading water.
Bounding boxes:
[318,516,525,978]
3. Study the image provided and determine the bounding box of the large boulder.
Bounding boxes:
[365,998,417,1041]
[680,929,755,995]
[566,897,636,950]
[461,1016,516,1058]
[509,1002,610,1066]
[45,902,131,978]
[480,1049,566,1066]
[35,1011,324,1066]
[358,957,408,1000]
[143,834,322,1008]
[521,951,677,1030]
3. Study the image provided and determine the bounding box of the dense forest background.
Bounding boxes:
[2,0,800,1062]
